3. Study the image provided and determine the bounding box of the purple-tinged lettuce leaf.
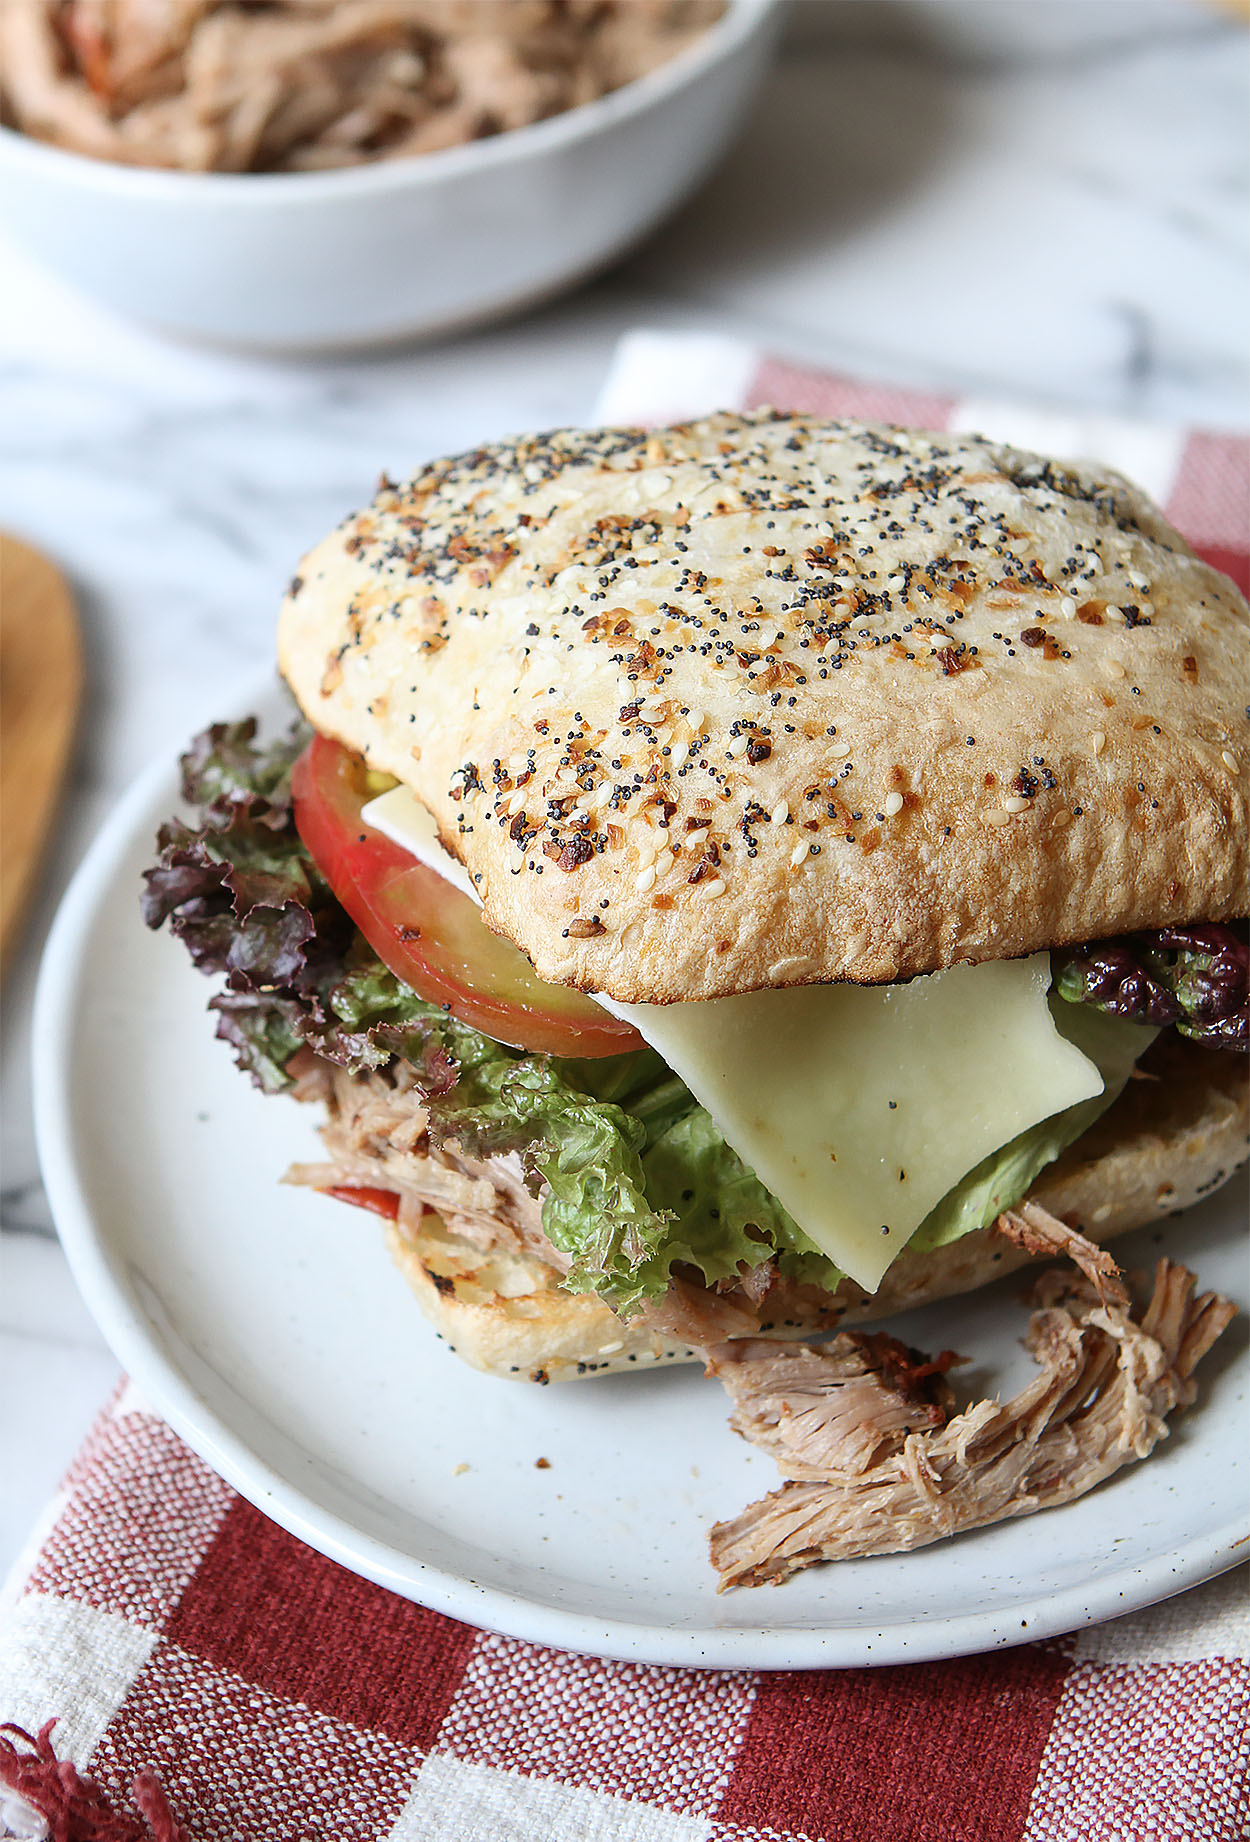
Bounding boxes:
[1054,922,1247,1050]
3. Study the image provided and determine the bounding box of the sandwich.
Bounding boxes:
[144,411,1247,1584]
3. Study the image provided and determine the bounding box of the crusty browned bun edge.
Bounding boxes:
[384,1038,1248,1381]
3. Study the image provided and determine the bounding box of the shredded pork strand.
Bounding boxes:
[284,1061,567,1273]
[708,1258,1235,1590]
[637,1260,848,1345]
[705,1333,965,1478]
[0,1,725,173]
[995,1199,1126,1306]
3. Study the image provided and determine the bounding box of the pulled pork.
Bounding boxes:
[708,1255,1234,1590]
[995,1199,1125,1306]
[284,1060,566,1274]
[705,1333,964,1478]
[637,1261,848,1345]
[0,0,725,172]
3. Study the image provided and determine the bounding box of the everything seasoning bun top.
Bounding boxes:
[278,411,1249,1003]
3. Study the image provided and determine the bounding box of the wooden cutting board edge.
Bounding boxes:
[0,533,84,980]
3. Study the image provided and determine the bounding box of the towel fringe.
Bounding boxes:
[0,1723,187,1842]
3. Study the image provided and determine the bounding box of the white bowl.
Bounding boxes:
[0,0,777,352]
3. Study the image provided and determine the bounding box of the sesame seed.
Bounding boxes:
[826,740,851,760]
[770,799,790,826]
[506,789,526,815]
[769,954,815,980]
[883,791,904,818]
[1222,749,1239,772]
[684,827,709,848]
[669,741,690,770]
[790,839,812,868]
[1060,597,1076,618]
[1091,731,1107,756]
[983,809,1011,827]
[727,735,750,758]
[1001,795,1030,814]
[634,863,657,892]
[701,877,727,899]
[1102,660,1126,679]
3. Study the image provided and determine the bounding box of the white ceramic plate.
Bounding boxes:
[34,677,1250,1669]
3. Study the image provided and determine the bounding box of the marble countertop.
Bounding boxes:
[2,0,1247,1588]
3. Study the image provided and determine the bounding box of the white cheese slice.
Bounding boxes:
[362,785,1105,1291]
[365,785,479,900]
[612,962,1101,1291]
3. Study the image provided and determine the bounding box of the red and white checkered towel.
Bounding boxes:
[2,1386,1248,1842]
[3,336,1248,1842]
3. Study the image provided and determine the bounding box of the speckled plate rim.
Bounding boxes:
[32,675,1250,1671]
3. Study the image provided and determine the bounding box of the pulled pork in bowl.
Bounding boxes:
[0,0,726,172]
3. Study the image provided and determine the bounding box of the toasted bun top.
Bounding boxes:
[278,411,1248,1002]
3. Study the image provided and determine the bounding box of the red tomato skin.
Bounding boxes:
[290,735,642,1059]
[319,1185,403,1220]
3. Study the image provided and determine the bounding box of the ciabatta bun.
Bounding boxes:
[278,412,1248,1003]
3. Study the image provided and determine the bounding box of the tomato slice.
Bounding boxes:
[291,734,643,1058]
[319,1185,402,1220]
